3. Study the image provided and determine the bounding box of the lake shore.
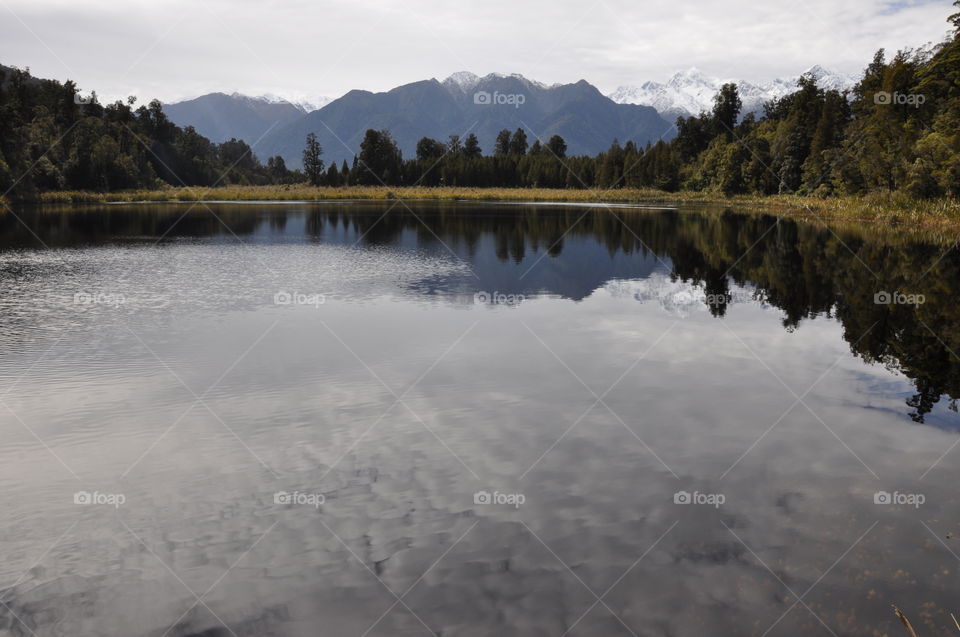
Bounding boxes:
[9,185,960,230]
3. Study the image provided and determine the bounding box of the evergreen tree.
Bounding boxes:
[494,129,512,156]
[712,83,742,138]
[416,137,446,161]
[267,155,289,183]
[447,135,462,156]
[325,161,339,186]
[509,128,528,155]
[357,129,403,185]
[463,133,482,158]
[303,132,324,186]
[547,135,567,158]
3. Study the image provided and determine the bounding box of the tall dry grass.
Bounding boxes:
[16,185,960,229]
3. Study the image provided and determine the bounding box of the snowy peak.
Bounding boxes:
[442,71,481,93]
[287,95,333,113]
[440,71,556,96]
[227,92,332,113]
[609,66,858,118]
[665,67,713,88]
[799,65,856,92]
[611,67,722,119]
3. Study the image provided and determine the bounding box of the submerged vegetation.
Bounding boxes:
[894,606,960,636]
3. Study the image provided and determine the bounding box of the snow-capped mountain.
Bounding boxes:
[609,66,858,119]
[442,71,482,93]
[243,92,333,113]
[440,71,557,95]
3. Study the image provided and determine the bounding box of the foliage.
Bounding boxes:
[302,132,324,186]
[0,68,303,200]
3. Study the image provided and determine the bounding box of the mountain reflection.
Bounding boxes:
[4,201,958,422]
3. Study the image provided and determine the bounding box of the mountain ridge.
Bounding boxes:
[162,92,307,145]
[160,66,857,168]
[251,73,672,168]
[608,65,858,118]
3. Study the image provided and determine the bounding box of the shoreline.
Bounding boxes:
[6,185,960,230]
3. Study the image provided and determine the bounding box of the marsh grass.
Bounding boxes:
[894,606,960,636]
[17,185,960,230]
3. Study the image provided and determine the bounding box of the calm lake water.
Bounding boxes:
[0,201,958,637]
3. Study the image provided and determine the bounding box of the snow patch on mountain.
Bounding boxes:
[609,66,858,119]
[442,71,481,93]
[441,71,558,96]
[287,95,333,113]
[228,91,332,113]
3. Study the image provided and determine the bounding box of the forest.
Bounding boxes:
[1,2,957,202]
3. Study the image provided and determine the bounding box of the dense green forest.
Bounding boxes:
[1,2,957,201]
[0,73,304,199]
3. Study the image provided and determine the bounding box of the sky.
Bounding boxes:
[0,0,954,105]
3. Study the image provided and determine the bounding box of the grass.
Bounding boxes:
[894,606,960,636]
[32,184,727,204]
[16,185,960,230]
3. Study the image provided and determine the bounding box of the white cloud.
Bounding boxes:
[0,0,953,104]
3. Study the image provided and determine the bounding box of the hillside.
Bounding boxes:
[162,92,307,144]
[254,73,672,168]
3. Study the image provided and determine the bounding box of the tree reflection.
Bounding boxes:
[3,202,958,421]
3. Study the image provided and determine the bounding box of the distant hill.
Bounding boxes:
[162,92,309,145]
[253,73,673,168]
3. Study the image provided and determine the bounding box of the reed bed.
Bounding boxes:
[15,185,960,230]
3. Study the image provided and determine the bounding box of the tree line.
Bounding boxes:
[300,127,576,188]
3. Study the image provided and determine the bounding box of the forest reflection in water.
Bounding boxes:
[5,200,956,424]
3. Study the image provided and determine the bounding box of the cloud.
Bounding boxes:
[0,0,953,104]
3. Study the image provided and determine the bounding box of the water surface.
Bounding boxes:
[0,201,958,637]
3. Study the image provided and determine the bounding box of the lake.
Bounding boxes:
[0,200,957,637]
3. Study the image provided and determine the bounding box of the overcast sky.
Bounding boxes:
[0,0,954,105]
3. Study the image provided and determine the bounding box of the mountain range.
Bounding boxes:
[608,65,858,118]
[161,66,859,168]
[163,73,673,168]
